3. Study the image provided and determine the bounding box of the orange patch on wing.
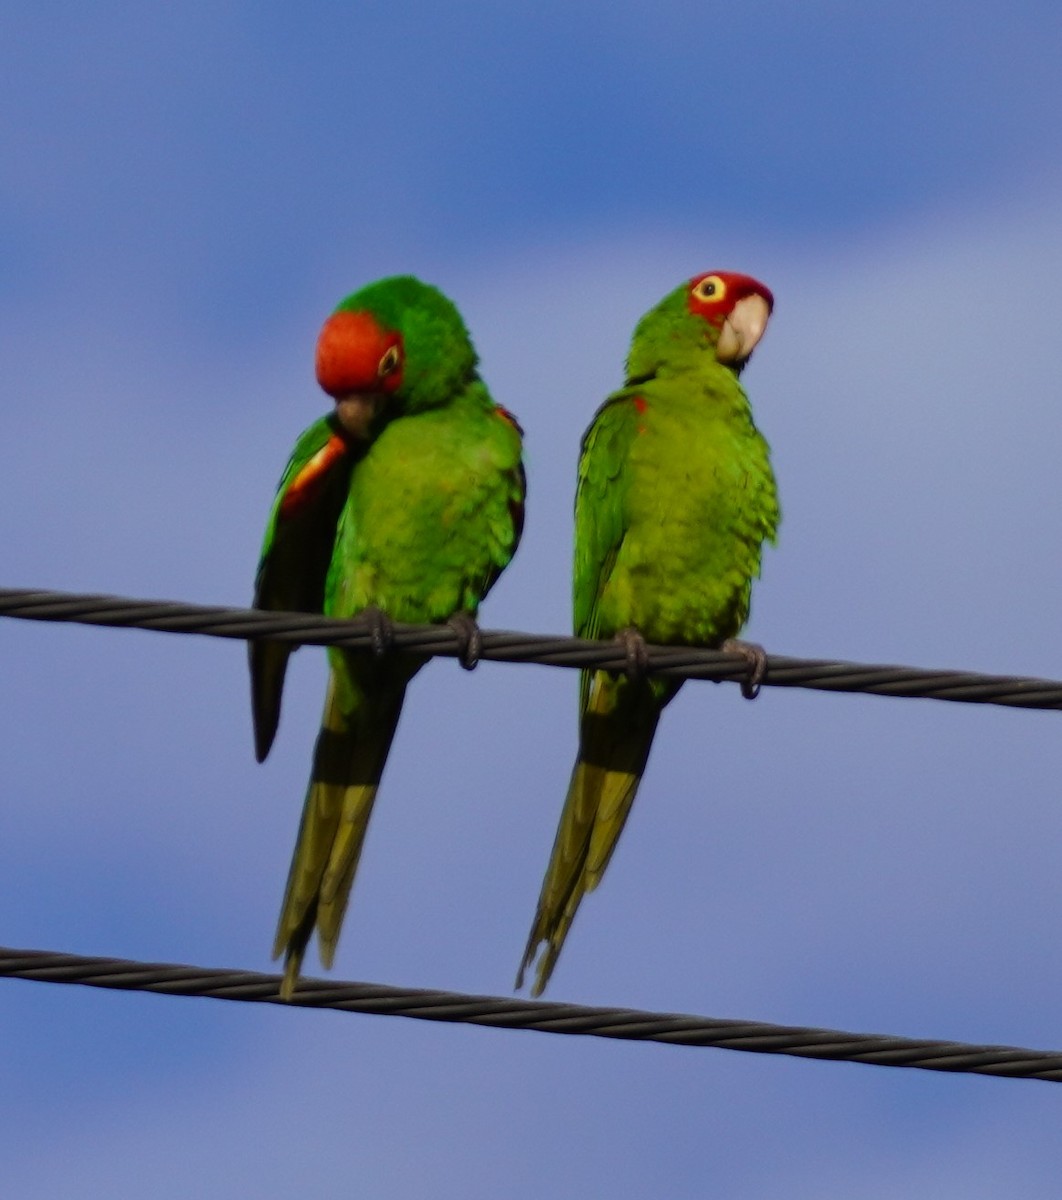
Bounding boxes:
[494,404,524,435]
[632,394,648,433]
[279,434,348,520]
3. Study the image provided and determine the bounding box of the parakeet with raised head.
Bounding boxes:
[517,270,778,996]
[252,276,525,999]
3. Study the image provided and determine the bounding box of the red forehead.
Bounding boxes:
[315,309,402,397]
[686,271,774,325]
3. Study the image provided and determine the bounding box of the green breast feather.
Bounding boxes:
[575,371,778,649]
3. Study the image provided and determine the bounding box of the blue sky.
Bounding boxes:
[3,3,1062,1196]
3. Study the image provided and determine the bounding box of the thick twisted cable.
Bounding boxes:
[0,945,1058,1081]
[1,586,1061,710]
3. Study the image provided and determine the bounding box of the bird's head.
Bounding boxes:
[315,275,478,439]
[686,271,773,366]
[626,270,774,381]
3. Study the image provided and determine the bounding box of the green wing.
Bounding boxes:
[573,390,639,641]
[251,415,357,762]
[463,402,526,610]
[482,405,526,603]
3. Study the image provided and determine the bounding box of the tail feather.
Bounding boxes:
[250,641,292,763]
[315,734,401,961]
[517,670,669,996]
[274,667,406,999]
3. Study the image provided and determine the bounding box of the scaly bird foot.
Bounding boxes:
[357,605,395,657]
[615,627,650,679]
[447,612,483,670]
[721,637,768,700]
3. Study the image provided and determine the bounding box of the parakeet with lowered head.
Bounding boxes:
[252,276,525,998]
[517,270,778,996]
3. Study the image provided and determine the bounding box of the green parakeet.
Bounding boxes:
[252,276,525,999]
[517,270,778,996]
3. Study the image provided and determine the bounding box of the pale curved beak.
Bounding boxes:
[334,392,385,440]
[715,293,771,365]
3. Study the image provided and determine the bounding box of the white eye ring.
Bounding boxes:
[693,274,726,303]
[377,345,401,377]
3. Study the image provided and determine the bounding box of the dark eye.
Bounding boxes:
[377,345,401,377]
[692,274,726,303]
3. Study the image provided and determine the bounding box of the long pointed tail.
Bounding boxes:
[274,666,407,999]
[517,670,670,996]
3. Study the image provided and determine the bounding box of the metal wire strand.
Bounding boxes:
[2,586,1061,711]
[1,591,1059,1080]
[0,945,1059,1082]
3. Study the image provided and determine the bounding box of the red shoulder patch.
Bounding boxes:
[631,394,649,434]
[279,433,348,521]
[494,404,524,436]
